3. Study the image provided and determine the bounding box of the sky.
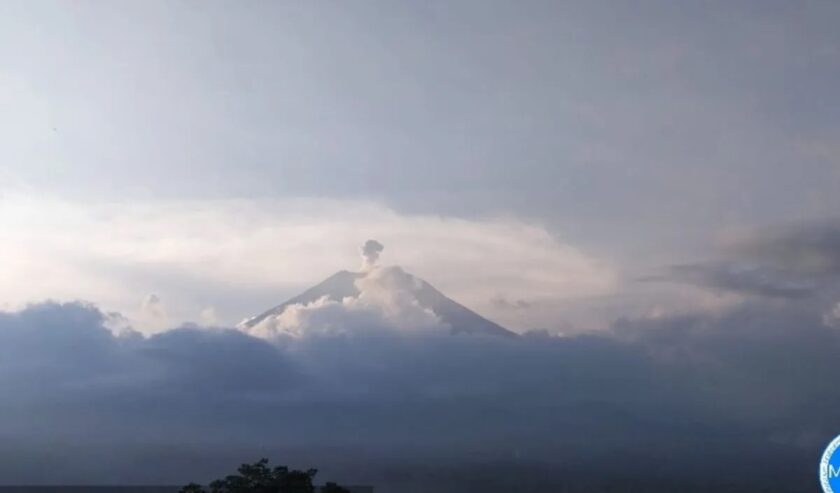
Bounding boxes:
[2,0,839,333]
[1,1,840,490]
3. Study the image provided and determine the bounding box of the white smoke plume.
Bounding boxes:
[360,239,384,271]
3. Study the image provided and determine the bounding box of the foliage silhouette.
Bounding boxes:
[179,458,350,493]
[320,482,350,493]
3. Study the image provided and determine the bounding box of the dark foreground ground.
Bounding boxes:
[0,488,373,493]
[0,455,816,493]
[0,489,181,493]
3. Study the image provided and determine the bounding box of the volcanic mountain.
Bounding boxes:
[238,264,516,338]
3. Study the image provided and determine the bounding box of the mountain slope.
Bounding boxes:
[239,267,515,337]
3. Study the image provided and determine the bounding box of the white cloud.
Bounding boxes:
[825,301,840,328]
[199,306,219,326]
[0,195,617,332]
[139,293,168,331]
[244,266,446,339]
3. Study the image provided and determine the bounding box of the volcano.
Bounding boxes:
[238,243,516,338]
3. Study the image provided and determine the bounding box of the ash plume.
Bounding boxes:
[360,239,384,271]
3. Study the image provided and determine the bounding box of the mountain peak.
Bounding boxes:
[238,263,515,339]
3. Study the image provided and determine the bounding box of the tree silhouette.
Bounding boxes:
[179,458,350,493]
[320,482,350,493]
[179,485,205,493]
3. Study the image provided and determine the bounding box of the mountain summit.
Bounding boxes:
[238,241,515,338]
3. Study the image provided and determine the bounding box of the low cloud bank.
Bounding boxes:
[0,299,836,491]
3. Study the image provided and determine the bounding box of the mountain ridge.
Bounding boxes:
[239,267,516,338]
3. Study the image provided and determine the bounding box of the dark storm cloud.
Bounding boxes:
[652,262,817,299]
[647,220,840,300]
[731,220,840,277]
[0,301,837,491]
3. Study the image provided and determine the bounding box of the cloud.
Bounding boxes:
[244,266,445,339]
[652,262,816,299]
[725,219,840,277]
[140,293,169,330]
[646,220,840,303]
[0,300,837,491]
[825,301,840,328]
[489,295,533,310]
[0,195,616,332]
[199,306,220,326]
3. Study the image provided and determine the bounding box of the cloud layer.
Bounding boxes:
[0,298,836,491]
[646,221,840,330]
